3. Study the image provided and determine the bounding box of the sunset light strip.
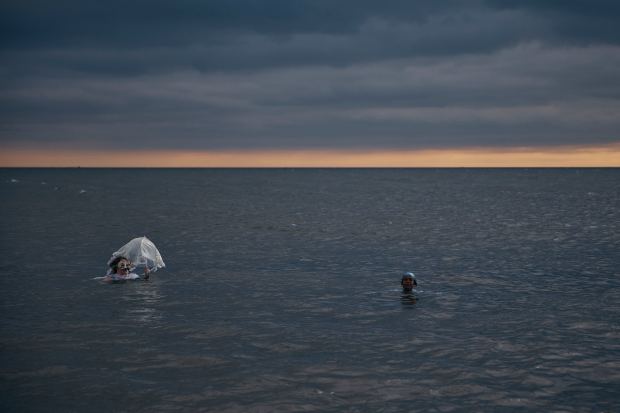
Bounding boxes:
[1,145,619,168]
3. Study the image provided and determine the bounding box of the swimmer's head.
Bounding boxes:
[401,272,417,291]
[110,256,131,274]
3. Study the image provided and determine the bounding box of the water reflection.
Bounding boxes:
[400,292,417,307]
[120,282,164,325]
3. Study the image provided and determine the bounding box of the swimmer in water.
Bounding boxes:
[103,256,149,283]
[401,272,417,293]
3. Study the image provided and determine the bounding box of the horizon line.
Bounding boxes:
[1,145,619,168]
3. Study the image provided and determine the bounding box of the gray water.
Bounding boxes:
[1,168,619,412]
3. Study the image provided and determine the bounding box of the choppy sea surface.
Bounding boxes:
[1,168,619,412]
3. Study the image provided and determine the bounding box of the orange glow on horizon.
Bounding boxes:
[1,145,619,167]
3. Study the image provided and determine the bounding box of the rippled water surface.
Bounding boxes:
[1,168,619,412]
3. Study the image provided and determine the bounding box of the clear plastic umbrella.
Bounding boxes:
[106,236,165,274]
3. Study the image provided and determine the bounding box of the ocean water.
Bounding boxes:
[1,168,619,412]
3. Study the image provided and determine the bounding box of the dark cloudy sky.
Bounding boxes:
[1,0,619,152]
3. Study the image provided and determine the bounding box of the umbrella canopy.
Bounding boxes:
[107,236,165,274]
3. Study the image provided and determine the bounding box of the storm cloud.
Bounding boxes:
[1,0,619,150]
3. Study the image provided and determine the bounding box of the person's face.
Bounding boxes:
[402,278,414,290]
[117,259,131,275]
